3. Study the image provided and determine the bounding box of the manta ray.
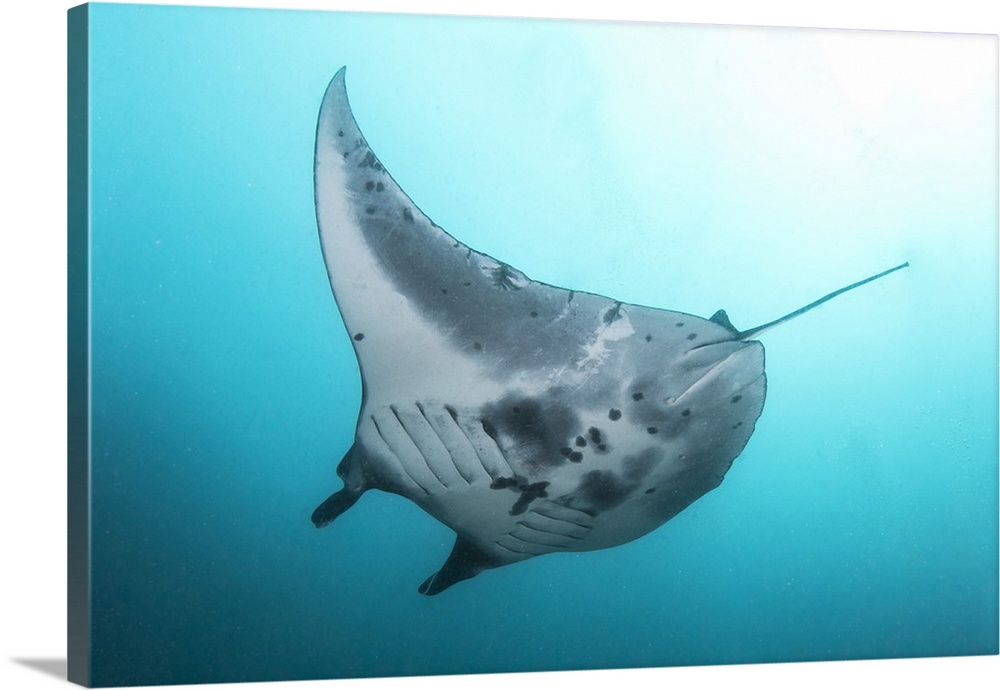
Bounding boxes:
[310,67,907,595]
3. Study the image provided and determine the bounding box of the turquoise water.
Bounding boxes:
[84,4,998,686]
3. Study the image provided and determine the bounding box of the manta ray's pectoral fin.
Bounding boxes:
[418,535,501,596]
[312,444,368,528]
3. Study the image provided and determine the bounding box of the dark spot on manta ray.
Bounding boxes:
[569,451,583,463]
[575,435,587,447]
[676,322,685,327]
[597,443,608,452]
[337,129,344,137]
[632,392,644,401]
[609,408,622,421]
[402,207,415,223]
[490,476,518,490]
[490,263,523,291]
[687,332,697,340]
[645,334,652,342]
[647,427,658,434]
[731,395,743,403]
[560,447,574,457]
[353,333,365,341]
[365,180,375,191]
[681,409,691,417]
[463,281,471,286]
[510,481,549,516]
[645,488,656,494]
[479,392,581,471]
[441,288,448,294]
[488,475,549,515]
[376,181,384,192]
[526,481,549,495]
[530,311,538,318]
[358,150,382,170]
[365,205,376,215]
[568,470,633,513]
[509,495,533,515]
[732,421,743,429]
[588,427,602,444]
[603,302,623,325]
[473,341,482,350]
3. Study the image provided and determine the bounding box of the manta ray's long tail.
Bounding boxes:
[736,261,910,341]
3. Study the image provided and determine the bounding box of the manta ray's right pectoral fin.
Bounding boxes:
[418,535,501,596]
[312,444,368,528]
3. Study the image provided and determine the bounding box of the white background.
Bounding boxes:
[1,1,997,689]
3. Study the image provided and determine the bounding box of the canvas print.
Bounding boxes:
[67,3,999,687]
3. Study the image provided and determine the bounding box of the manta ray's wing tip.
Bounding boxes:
[322,66,348,98]
[319,66,354,129]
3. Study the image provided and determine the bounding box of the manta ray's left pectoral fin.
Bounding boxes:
[418,534,501,596]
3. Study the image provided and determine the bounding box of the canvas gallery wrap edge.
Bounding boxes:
[68,3,999,687]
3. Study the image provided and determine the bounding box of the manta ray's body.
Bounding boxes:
[310,67,906,595]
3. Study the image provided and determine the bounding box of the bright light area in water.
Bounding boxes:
[818,30,994,113]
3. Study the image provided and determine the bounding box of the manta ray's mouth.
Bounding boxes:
[672,341,765,408]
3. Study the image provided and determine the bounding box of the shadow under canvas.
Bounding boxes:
[12,658,68,681]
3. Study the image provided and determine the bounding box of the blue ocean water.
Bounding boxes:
[84,4,998,686]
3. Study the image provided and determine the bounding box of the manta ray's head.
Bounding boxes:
[628,260,911,448]
[636,339,767,445]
